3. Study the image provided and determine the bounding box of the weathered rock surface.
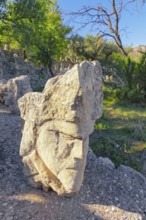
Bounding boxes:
[0,50,50,90]
[0,75,32,114]
[0,79,7,103]
[18,61,103,195]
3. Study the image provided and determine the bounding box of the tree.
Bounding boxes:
[71,0,142,56]
[0,0,11,46]
[0,0,71,77]
[0,0,7,18]
[65,35,85,64]
[84,35,105,60]
[65,34,119,66]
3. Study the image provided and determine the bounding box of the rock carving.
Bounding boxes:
[18,61,103,195]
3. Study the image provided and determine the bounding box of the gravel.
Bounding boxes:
[0,103,146,220]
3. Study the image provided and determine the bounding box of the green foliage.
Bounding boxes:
[92,132,143,170]
[104,53,146,104]
[111,53,136,88]
[135,53,146,91]
[33,86,44,92]
[65,35,119,65]
[65,34,85,64]
[92,137,142,171]
[114,87,144,104]
[83,35,105,60]
[0,0,71,76]
[90,100,146,171]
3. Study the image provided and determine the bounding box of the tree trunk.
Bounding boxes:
[48,62,54,77]
[119,46,128,57]
[23,50,27,59]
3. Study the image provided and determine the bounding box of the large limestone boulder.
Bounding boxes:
[18,61,103,195]
[0,75,32,114]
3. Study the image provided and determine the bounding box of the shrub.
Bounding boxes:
[104,53,146,104]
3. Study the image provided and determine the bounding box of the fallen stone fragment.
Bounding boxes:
[0,75,32,114]
[18,61,103,195]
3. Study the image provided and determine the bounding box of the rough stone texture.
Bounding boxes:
[18,61,103,195]
[0,66,3,79]
[0,79,7,103]
[142,149,146,177]
[0,75,32,114]
[0,50,50,90]
[0,104,146,220]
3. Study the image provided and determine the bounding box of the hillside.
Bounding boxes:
[129,45,146,60]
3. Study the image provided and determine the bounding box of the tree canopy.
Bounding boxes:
[64,34,119,66]
[0,0,71,76]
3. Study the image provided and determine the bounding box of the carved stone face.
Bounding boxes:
[36,123,88,193]
[19,61,103,195]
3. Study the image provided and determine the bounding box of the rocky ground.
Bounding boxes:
[0,103,146,220]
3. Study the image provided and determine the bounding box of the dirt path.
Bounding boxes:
[0,103,146,220]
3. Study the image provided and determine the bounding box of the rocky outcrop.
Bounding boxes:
[133,45,146,53]
[18,61,103,196]
[0,75,32,114]
[0,50,50,90]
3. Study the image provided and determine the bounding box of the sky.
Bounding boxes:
[58,0,146,47]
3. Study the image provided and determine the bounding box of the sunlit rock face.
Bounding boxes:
[18,61,103,195]
[0,75,32,114]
